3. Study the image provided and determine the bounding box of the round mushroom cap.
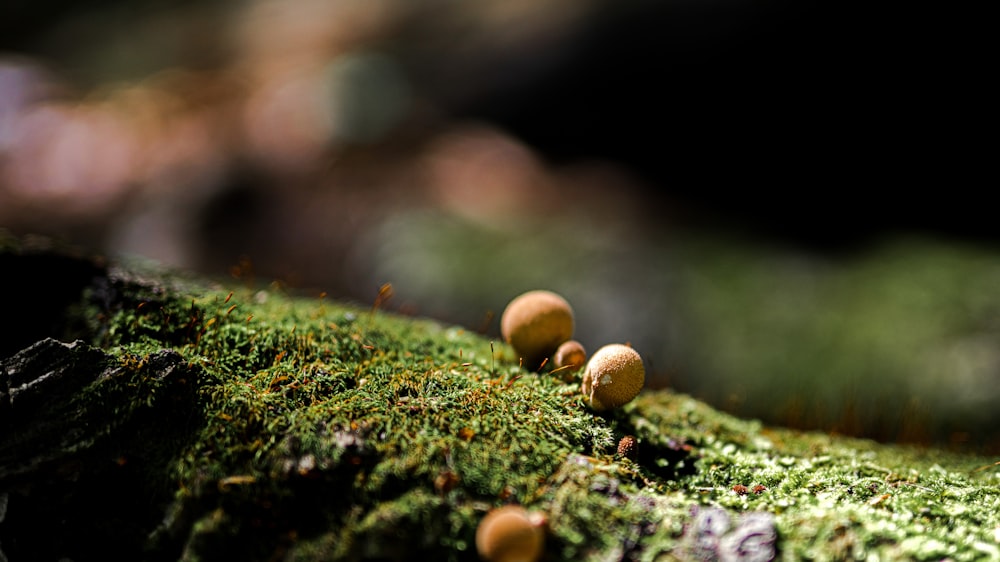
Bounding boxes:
[475,505,546,562]
[581,344,645,411]
[553,340,587,371]
[500,290,574,370]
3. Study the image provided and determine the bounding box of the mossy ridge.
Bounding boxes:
[70,268,1000,561]
[90,279,617,560]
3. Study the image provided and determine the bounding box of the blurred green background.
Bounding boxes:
[2,0,995,450]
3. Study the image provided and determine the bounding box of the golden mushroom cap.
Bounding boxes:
[553,340,587,371]
[500,290,574,370]
[581,344,645,411]
[475,505,546,562]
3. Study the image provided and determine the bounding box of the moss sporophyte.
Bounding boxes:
[2,247,1000,561]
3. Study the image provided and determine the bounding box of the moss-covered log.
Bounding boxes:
[1,234,999,561]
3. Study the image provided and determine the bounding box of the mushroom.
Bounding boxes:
[617,435,638,461]
[552,340,586,372]
[475,505,546,562]
[581,344,645,411]
[500,290,574,370]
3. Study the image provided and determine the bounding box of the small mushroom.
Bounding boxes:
[475,505,546,562]
[617,435,638,461]
[500,290,574,370]
[552,340,586,372]
[581,344,645,411]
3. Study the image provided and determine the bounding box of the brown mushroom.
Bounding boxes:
[552,340,586,372]
[617,435,639,461]
[581,344,645,411]
[475,505,546,562]
[500,290,574,370]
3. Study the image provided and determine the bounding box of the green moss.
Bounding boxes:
[5,246,1000,561]
[78,277,621,560]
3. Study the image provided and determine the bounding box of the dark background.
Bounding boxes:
[2,0,996,450]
